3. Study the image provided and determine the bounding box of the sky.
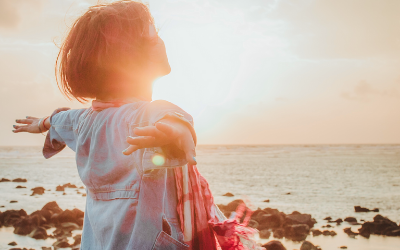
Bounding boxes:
[0,0,399,146]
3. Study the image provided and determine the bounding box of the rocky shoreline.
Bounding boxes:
[1,179,400,250]
[1,201,82,250]
[218,199,400,250]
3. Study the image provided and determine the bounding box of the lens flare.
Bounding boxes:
[152,154,165,166]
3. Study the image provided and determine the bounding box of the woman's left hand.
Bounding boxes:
[13,116,45,134]
[123,120,197,165]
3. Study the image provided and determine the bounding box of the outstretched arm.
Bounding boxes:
[13,108,70,134]
[123,118,197,165]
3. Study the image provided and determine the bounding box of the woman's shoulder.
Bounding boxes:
[146,99,184,112]
[127,99,193,124]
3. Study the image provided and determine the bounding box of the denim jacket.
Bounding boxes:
[44,100,193,250]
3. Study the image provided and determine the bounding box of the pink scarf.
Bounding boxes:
[91,100,262,250]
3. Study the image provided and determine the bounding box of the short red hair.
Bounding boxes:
[56,0,156,102]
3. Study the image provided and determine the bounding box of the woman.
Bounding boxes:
[13,1,203,249]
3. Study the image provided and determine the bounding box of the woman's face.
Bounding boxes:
[148,24,171,77]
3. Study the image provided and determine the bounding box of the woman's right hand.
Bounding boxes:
[13,116,45,134]
[13,107,70,134]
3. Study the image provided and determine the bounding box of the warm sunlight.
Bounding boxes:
[1,0,399,146]
[1,1,399,250]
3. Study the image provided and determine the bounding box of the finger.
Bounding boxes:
[133,126,164,137]
[15,119,33,124]
[127,136,157,148]
[12,126,28,133]
[180,136,197,165]
[155,122,178,138]
[25,116,38,119]
[122,145,139,155]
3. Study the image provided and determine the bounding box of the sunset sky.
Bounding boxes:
[1,0,399,146]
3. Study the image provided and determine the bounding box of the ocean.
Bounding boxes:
[0,145,399,250]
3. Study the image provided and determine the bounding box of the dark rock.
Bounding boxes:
[322,230,333,236]
[357,214,399,238]
[343,227,359,237]
[225,199,244,212]
[10,200,18,203]
[0,178,11,182]
[285,192,291,195]
[263,199,270,202]
[311,229,322,236]
[386,228,400,236]
[53,227,71,238]
[222,192,234,197]
[328,218,342,225]
[13,217,35,235]
[31,187,45,196]
[262,240,286,250]
[257,213,285,230]
[273,228,285,239]
[41,201,63,214]
[284,224,309,241]
[285,213,316,228]
[355,206,369,212]
[57,209,77,224]
[373,214,397,225]
[323,217,332,221]
[73,234,82,246]
[358,223,371,238]
[16,186,26,189]
[27,212,47,227]
[72,208,84,219]
[1,209,27,226]
[248,219,259,229]
[263,208,280,215]
[259,229,271,239]
[77,217,84,227]
[42,247,52,250]
[300,241,318,250]
[344,217,358,223]
[12,178,27,182]
[355,206,379,213]
[56,185,65,191]
[36,209,53,222]
[340,247,347,249]
[63,183,78,188]
[217,199,244,218]
[52,238,70,248]
[59,222,80,231]
[8,241,17,246]
[29,226,48,239]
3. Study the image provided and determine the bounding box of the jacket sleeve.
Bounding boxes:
[43,108,87,159]
[140,100,196,173]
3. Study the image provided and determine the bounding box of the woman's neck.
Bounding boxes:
[97,80,153,102]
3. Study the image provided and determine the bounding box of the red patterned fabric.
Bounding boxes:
[175,165,265,250]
